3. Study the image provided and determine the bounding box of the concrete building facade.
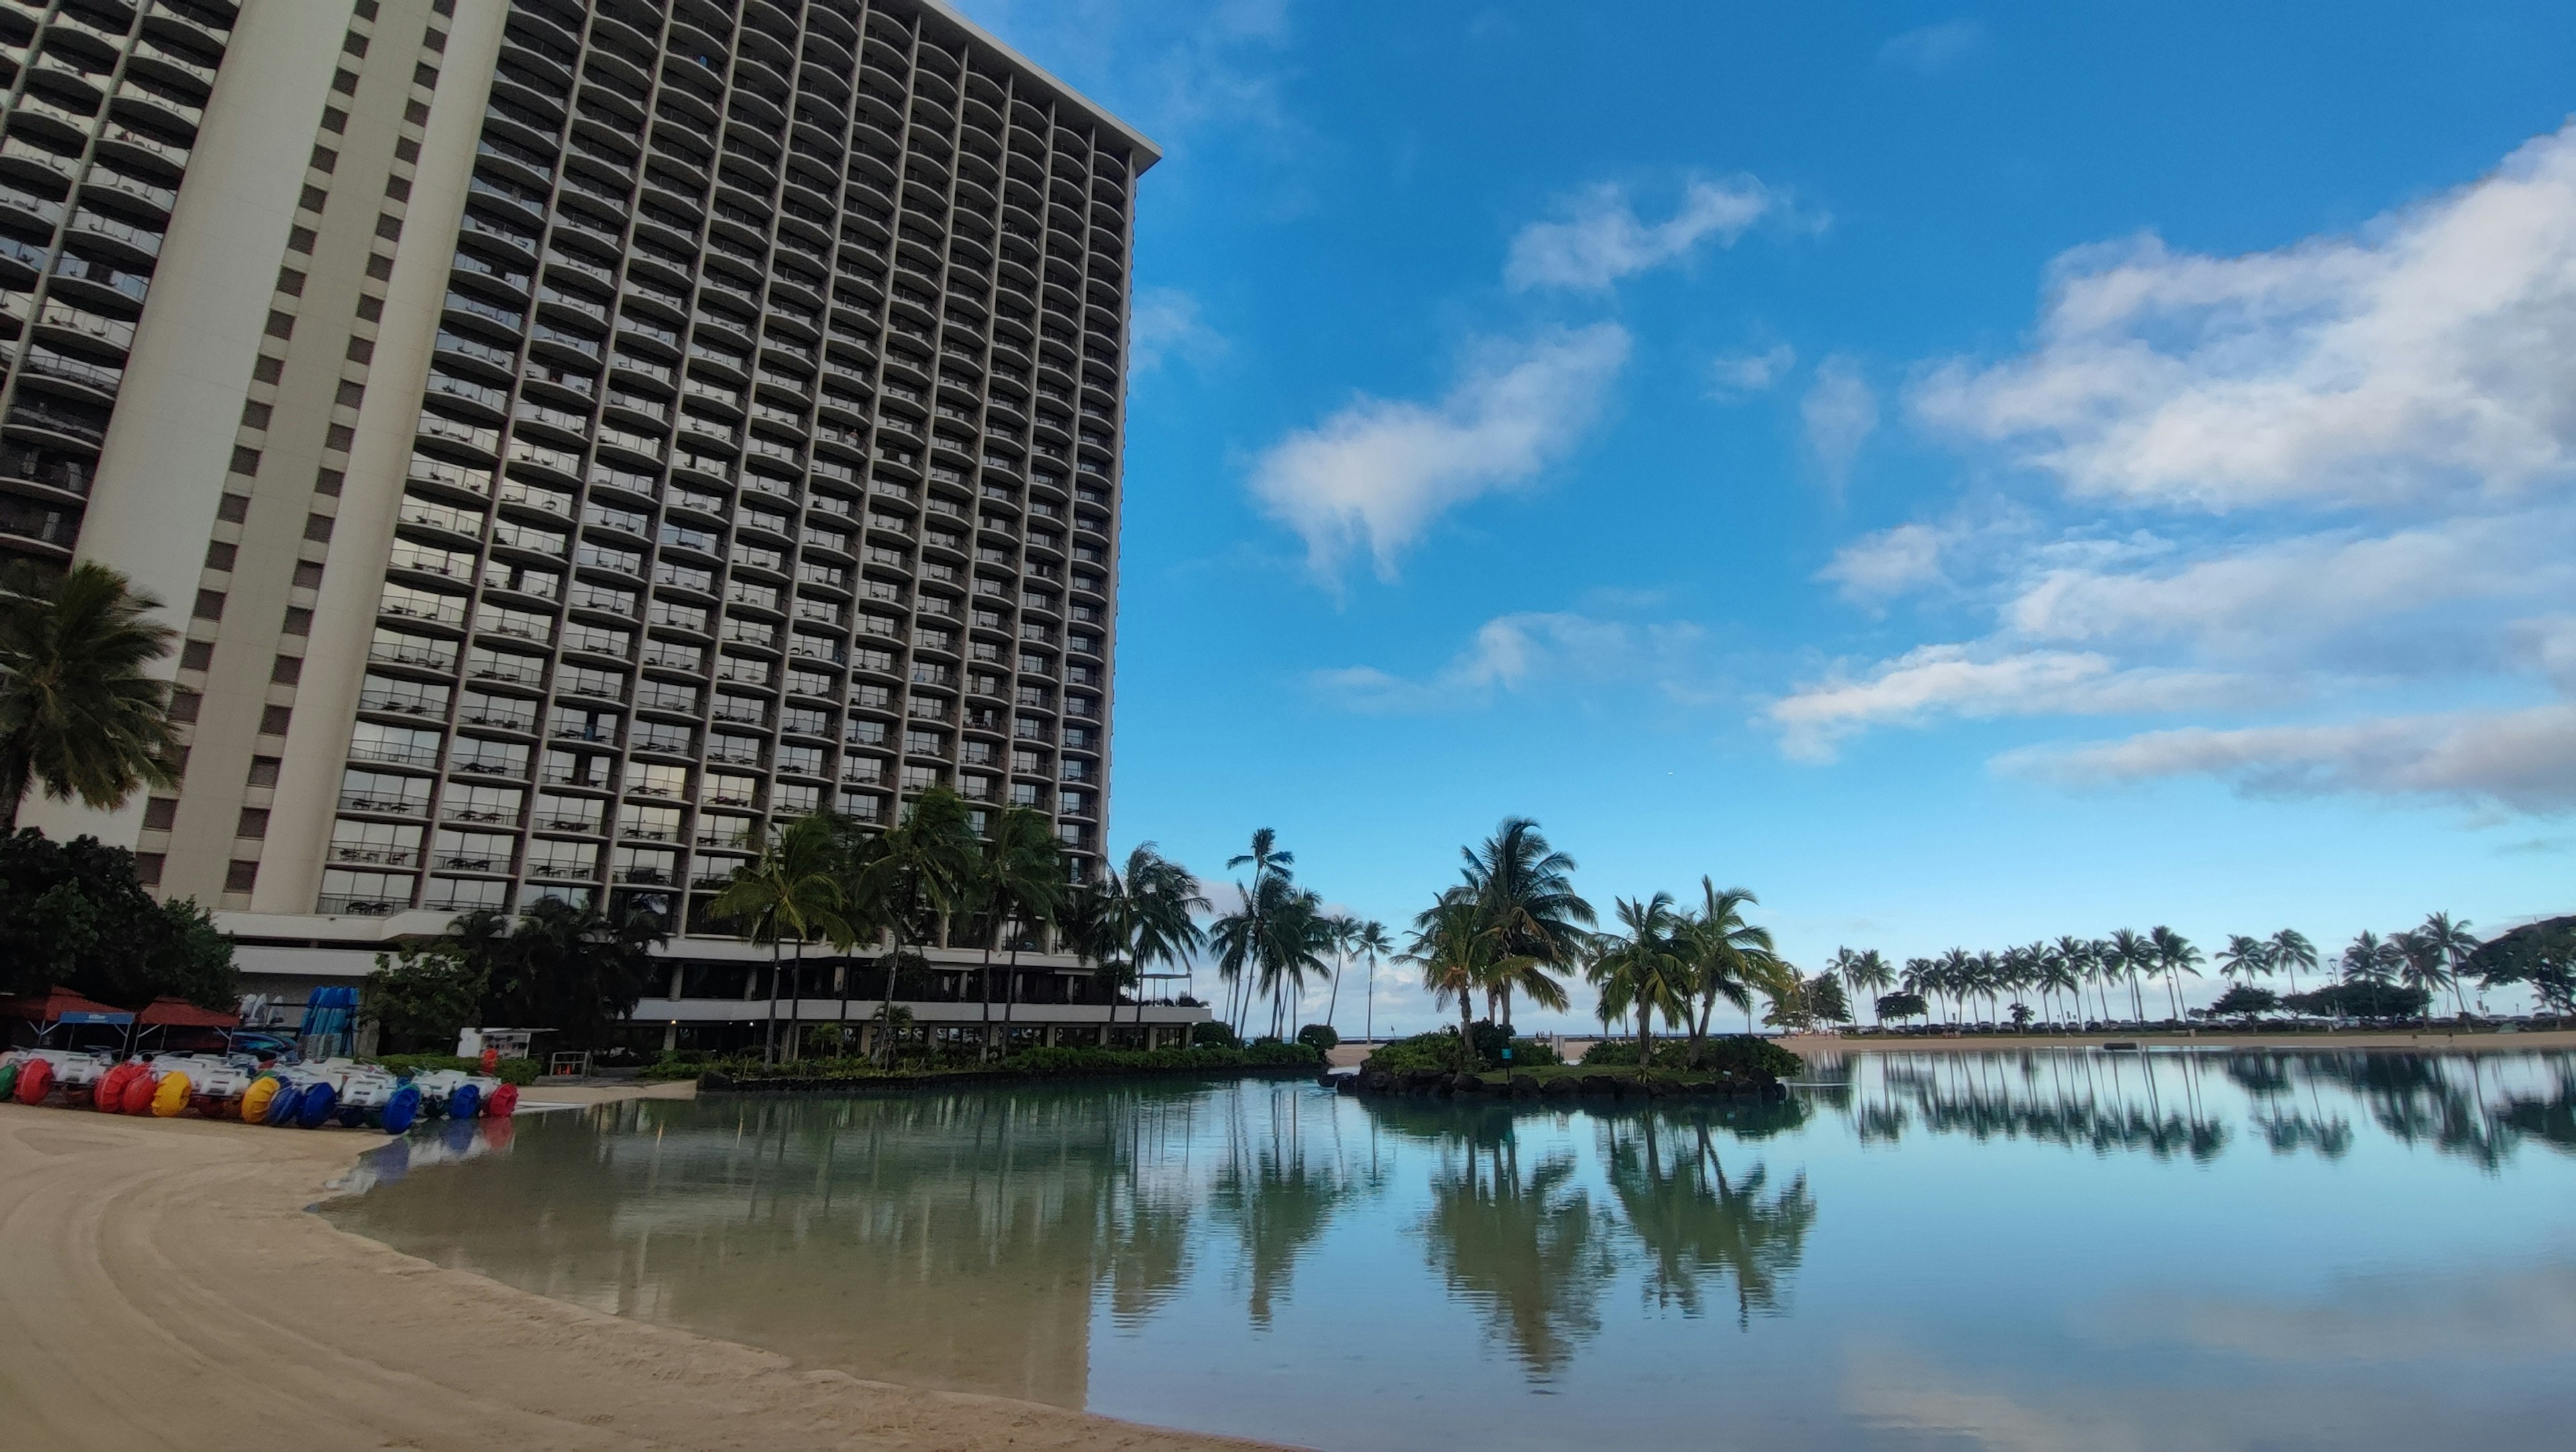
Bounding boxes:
[7,0,1197,1049]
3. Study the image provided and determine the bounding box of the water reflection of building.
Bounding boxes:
[336,1088,1218,1408]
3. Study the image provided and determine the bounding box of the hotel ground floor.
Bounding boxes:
[220,910,1214,1057]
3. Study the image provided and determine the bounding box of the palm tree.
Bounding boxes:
[2106,929,2153,1024]
[1322,913,1358,1035]
[853,787,980,1064]
[1210,873,1332,1040]
[1106,842,1208,1039]
[1408,888,1509,1070]
[2391,929,2455,1028]
[706,812,857,1064]
[1584,892,1690,1074]
[977,805,1064,1055]
[1835,948,1895,1026]
[1222,827,1294,1033]
[2267,928,2318,998]
[2149,927,2202,1023]
[2217,935,2273,987]
[2341,929,2399,984]
[1458,818,1596,1031]
[0,560,181,832]
[2037,942,2083,1029]
[2418,913,2477,1021]
[1678,880,1776,1059]
[1352,919,1393,1043]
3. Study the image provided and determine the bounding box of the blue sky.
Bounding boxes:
[961,0,2576,1031]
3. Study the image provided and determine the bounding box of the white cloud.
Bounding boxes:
[1878,19,1988,75]
[1768,645,2247,762]
[1505,178,1779,292]
[1997,705,2576,813]
[1711,344,1797,396]
[1248,324,1630,580]
[1820,522,1949,601]
[1130,286,1228,371]
[1801,356,1878,491]
[1316,611,1706,714]
[1913,121,2576,509]
[2003,516,2553,654]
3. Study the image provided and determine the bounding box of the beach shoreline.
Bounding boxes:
[1774,1028,2576,1057]
[0,1082,1294,1452]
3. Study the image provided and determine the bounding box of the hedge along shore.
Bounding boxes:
[701,1061,1324,1093]
[0,1083,1291,1452]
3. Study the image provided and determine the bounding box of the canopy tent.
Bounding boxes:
[137,998,241,1029]
[0,988,135,1025]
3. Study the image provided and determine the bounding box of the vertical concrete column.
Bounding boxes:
[255,1,507,913]
[21,0,356,848]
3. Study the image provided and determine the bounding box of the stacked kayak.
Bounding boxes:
[0,1049,517,1133]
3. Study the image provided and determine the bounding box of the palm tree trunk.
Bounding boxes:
[787,939,804,1061]
[835,960,851,1057]
[1324,959,1342,1036]
[763,939,782,1064]
[979,935,996,1061]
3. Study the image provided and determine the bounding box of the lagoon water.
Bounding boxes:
[327,1050,2576,1451]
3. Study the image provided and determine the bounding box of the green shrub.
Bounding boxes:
[1189,1021,1242,1049]
[1296,1023,1340,1053]
[1576,1035,1799,1080]
[1362,1029,1470,1074]
[376,1052,542,1086]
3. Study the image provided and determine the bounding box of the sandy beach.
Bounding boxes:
[0,1084,1291,1452]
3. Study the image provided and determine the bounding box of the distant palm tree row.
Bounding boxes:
[1831,911,2486,1029]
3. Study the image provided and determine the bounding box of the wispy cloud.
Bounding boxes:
[1801,356,1878,494]
[1912,122,2576,510]
[1505,178,1783,292]
[1820,522,1950,601]
[1997,705,2576,814]
[1316,611,1707,714]
[1782,122,2576,815]
[1878,19,1988,76]
[1130,286,1228,371]
[1249,324,1630,580]
[1769,645,2247,762]
[1711,344,1797,396]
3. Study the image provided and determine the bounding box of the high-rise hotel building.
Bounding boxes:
[5,0,1188,1045]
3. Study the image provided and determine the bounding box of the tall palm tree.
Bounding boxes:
[1407,888,1509,1070]
[1105,842,1208,1039]
[2341,929,2399,984]
[1458,817,1596,1031]
[1222,827,1294,1032]
[977,805,1064,1054]
[853,787,980,1063]
[2149,927,2202,1023]
[2106,929,2153,1024]
[1584,892,1690,1073]
[2391,929,2455,1028]
[1352,919,1393,1043]
[2267,928,2318,998]
[706,811,857,1064]
[1322,913,1358,1035]
[0,560,181,832]
[1678,880,1776,1060]
[2037,942,2083,1028]
[1834,948,1895,1025]
[1210,874,1332,1039]
[2217,935,2273,986]
[2418,912,2477,1020]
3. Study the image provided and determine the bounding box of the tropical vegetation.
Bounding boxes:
[0,560,180,833]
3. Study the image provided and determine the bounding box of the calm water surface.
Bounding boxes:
[327,1050,2576,1451]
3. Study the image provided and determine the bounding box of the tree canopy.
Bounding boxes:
[0,829,234,1008]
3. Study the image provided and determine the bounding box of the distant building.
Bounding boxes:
[5,0,1195,1048]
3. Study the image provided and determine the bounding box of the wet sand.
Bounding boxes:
[0,1084,1292,1452]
